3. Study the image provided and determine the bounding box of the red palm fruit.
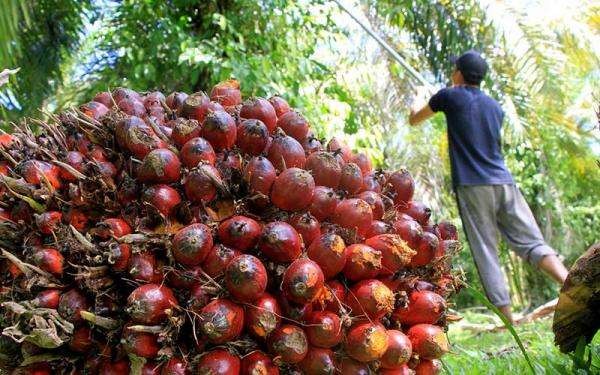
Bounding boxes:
[142,184,181,216]
[366,220,393,238]
[407,324,449,360]
[210,80,242,107]
[305,151,342,188]
[338,357,370,375]
[11,202,32,224]
[301,134,323,155]
[240,98,277,133]
[117,174,140,205]
[14,363,53,375]
[20,160,62,189]
[65,208,88,231]
[59,151,85,181]
[198,299,244,344]
[129,252,163,283]
[306,311,343,348]
[127,284,178,325]
[423,224,441,240]
[0,134,13,148]
[327,137,353,163]
[99,359,130,375]
[201,110,237,151]
[288,213,320,247]
[332,198,373,237]
[141,361,162,375]
[276,110,309,141]
[122,327,159,358]
[218,215,261,251]
[245,293,281,339]
[201,244,241,278]
[267,133,306,171]
[218,150,243,172]
[118,97,146,117]
[380,365,413,375]
[411,232,439,267]
[361,172,383,193]
[380,330,412,369]
[31,248,64,276]
[299,347,336,375]
[197,350,240,375]
[0,208,10,221]
[309,186,339,221]
[33,289,61,309]
[400,201,432,226]
[414,359,442,375]
[386,170,415,208]
[180,137,216,167]
[165,92,188,110]
[97,160,117,179]
[80,101,109,119]
[435,239,460,259]
[93,91,113,107]
[321,280,346,313]
[358,191,385,220]
[345,322,389,363]
[271,168,315,211]
[170,118,201,146]
[113,87,142,103]
[307,233,347,279]
[58,289,89,324]
[172,223,213,266]
[161,357,189,375]
[95,218,132,239]
[225,255,268,302]
[241,351,279,375]
[365,234,415,276]
[259,222,302,263]
[347,279,394,320]
[89,145,108,162]
[243,156,277,199]
[393,217,424,249]
[438,221,458,240]
[143,91,165,108]
[282,259,325,305]
[343,244,382,281]
[352,153,373,176]
[184,164,223,203]
[167,266,203,289]
[34,211,62,234]
[188,283,211,312]
[117,116,167,158]
[392,291,446,326]
[269,324,309,364]
[269,95,291,117]
[138,149,181,184]
[278,296,314,323]
[181,93,223,122]
[69,326,94,353]
[340,162,363,194]
[236,119,270,156]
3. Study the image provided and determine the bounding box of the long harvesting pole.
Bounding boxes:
[330,0,435,90]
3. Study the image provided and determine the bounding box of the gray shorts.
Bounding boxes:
[456,184,557,307]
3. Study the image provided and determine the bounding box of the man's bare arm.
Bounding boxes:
[408,104,435,126]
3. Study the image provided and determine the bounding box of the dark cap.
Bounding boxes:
[450,50,488,84]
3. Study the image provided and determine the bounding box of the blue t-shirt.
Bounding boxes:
[429,86,514,186]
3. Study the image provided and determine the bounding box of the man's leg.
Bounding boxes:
[497,185,568,285]
[456,186,514,322]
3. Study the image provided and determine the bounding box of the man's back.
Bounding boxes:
[429,86,513,186]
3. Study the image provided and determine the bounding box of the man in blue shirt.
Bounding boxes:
[408,50,568,323]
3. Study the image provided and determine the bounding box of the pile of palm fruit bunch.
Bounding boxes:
[0,79,461,374]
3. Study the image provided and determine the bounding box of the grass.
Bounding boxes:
[443,311,600,374]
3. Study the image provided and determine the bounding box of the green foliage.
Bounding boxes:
[0,1,91,121]
[446,314,600,374]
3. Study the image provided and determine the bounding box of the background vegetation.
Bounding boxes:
[1,0,598,324]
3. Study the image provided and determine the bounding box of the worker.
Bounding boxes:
[407,50,569,323]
